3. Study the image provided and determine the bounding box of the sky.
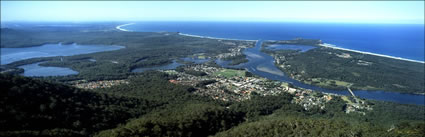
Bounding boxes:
[1,1,424,24]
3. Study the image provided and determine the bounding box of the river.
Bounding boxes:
[216,40,425,105]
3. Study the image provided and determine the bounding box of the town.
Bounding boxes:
[71,79,129,89]
[163,64,372,113]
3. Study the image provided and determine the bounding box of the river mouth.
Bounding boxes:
[216,40,425,105]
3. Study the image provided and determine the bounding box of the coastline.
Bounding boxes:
[115,23,256,41]
[116,23,135,32]
[319,43,425,64]
[115,23,424,64]
[178,33,257,42]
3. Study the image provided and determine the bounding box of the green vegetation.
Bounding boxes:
[263,41,424,94]
[176,67,207,76]
[213,69,245,78]
[0,74,155,136]
[309,78,353,88]
[95,103,243,137]
[221,54,249,65]
[2,25,424,137]
[196,80,217,88]
[1,72,424,137]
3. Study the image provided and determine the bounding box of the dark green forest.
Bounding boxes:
[1,73,424,137]
[221,54,249,65]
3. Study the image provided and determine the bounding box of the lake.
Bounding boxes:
[18,62,79,77]
[1,43,124,65]
[131,60,183,73]
[1,43,124,76]
[131,57,211,73]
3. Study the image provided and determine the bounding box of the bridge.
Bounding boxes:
[347,86,356,97]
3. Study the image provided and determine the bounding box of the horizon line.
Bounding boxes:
[1,20,424,25]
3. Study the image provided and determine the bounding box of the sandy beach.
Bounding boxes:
[319,43,425,64]
[116,23,255,41]
[116,23,135,32]
[178,33,257,42]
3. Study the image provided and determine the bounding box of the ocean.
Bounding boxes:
[123,21,424,61]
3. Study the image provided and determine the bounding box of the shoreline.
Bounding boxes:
[178,33,257,42]
[116,23,255,41]
[115,23,424,64]
[319,43,425,64]
[116,23,135,32]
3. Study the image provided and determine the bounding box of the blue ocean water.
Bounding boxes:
[124,21,424,61]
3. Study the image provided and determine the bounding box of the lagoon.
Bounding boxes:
[18,62,78,77]
[1,43,124,65]
[265,44,316,52]
[131,60,183,73]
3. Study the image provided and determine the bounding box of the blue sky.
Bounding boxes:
[1,1,424,24]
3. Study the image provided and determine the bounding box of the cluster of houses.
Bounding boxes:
[216,41,253,59]
[343,96,373,115]
[72,79,129,89]
[291,89,333,111]
[163,65,327,105]
[163,64,289,101]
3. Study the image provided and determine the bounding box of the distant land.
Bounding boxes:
[118,22,425,62]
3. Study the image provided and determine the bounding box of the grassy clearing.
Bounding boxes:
[310,78,352,87]
[341,96,353,104]
[213,69,245,78]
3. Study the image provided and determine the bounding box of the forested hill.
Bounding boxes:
[0,72,243,137]
[0,74,155,136]
[1,73,424,137]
